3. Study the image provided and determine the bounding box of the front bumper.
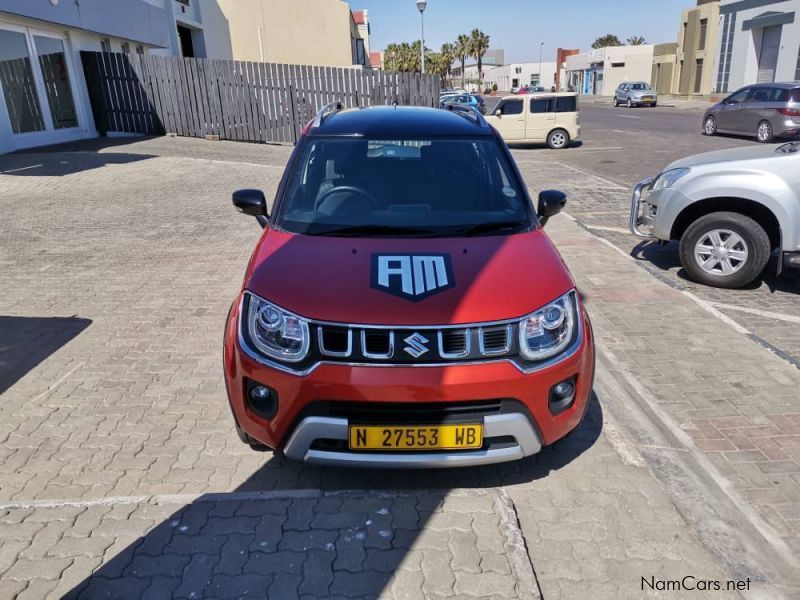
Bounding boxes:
[630,177,657,238]
[223,301,595,468]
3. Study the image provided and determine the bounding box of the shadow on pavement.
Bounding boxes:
[0,316,92,395]
[63,394,601,598]
[0,151,155,177]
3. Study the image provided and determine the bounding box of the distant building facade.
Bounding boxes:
[714,0,800,92]
[674,0,720,95]
[652,43,678,94]
[555,48,579,91]
[216,0,370,68]
[483,62,558,91]
[564,45,655,95]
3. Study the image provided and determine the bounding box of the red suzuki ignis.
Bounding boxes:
[223,104,594,468]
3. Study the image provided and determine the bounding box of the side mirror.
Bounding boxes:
[495,108,502,117]
[233,189,268,228]
[537,190,567,226]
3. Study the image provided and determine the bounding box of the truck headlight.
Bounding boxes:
[243,292,310,363]
[519,291,578,362]
[651,168,689,191]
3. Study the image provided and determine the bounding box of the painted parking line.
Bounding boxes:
[710,302,800,325]
[619,115,641,119]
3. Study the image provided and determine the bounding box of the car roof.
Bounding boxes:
[748,82,800,89]
[308,106,493,138]
[499,92,577,99]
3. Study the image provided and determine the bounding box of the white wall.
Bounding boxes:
[483,62,557,91]
[717,0,800,92]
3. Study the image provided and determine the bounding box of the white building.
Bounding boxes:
[714,0,800,93]
[484,62,558,92]
[564,45,655,95]
[0,0,234,154]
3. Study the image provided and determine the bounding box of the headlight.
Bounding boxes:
[243,292,310,363]
[651,168,690,192]
[519,291,578,362]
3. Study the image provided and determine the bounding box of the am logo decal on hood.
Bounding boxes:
[371,254,455,301]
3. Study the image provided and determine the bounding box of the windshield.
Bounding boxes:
[274,137,532,237]
[630,83,652,91]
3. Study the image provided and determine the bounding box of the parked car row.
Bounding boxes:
[439,93,486,114]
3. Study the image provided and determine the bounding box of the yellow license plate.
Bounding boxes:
[348,424,483,451]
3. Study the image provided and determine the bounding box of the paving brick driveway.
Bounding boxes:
[1,137,796,599]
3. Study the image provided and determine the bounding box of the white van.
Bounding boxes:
[485,93,580,149]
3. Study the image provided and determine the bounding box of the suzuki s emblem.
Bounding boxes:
[372,254,455,301]
[403,333,430,358]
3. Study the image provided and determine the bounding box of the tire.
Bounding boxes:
[627,98,633,108]
[613,98,619,107]
[547,129,570,149]
[757,120,774,143]
[703,115,717,136]
[236,425,271,452]
[651,102,657,108]
[679,212,771,289]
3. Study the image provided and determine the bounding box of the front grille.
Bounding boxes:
[311,322,518,365]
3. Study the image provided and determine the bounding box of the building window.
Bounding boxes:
[120,42,130,54]
[699,19,708,51]
[694,58,704,93]
[354,38,366,66]
[796,45,800,80]
[717,12,736,92]
[136,45,145,55]
[611,62,625,68]
[100,38,111,53]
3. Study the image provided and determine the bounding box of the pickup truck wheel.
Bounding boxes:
[547,129,569,149]
[679,212,771,289]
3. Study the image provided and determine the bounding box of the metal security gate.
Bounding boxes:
[757,26,782,83]
[80,52,441,145]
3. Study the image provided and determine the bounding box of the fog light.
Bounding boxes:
[553,381,574,399]
[245,380,278,420]
[549,377,577,416]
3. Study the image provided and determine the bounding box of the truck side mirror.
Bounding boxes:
[537,190,567,226]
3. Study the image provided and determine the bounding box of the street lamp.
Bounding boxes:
[417,0,427,74]
[538,42,544,88]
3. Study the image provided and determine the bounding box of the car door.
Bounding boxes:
[487,98,526,141]
[715,87,750,132]
[736,86,771,134]
[615,84,624,102]
[527,97,554,141]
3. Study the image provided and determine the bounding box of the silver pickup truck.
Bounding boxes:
[630,142,800,288]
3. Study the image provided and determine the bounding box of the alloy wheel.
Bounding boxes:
[549,131,567,149]
[757,121,773,142]
[704,116,716,135]
[693,229,749,276]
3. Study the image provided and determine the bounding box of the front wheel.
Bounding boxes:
[613,98,620,107]
[757,120,774,143]
[627,98,633,108]
[679,212,771,288]
[547,129,570,149]
[703,115,717,136]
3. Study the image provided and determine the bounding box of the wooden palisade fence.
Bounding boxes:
[80,52,441,145]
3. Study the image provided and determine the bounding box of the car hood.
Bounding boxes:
[244,229,575,326]
[666,144,783,170]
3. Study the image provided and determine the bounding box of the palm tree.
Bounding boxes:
[384,43,399,72]
[591,34,622,49]
[469,29,490,92]
[627,35,647,46]
[455,34,470,88]
[440,42,456,86]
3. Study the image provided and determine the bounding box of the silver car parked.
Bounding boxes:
[613,82,657,108]
[703,83,800,143]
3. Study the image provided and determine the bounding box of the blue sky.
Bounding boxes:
[358,0,694,63]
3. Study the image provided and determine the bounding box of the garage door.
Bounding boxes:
[757,25,782,83]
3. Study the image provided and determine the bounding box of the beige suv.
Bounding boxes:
[486,93,580,149]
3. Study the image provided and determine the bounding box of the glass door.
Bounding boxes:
[0,28,46,134]
[0,24,82,149]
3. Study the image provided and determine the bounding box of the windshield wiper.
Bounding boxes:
[452,220,528,237]
[304,224,437,237]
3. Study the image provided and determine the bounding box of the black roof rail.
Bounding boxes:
[444,104,489,128]
[312,102,344,128]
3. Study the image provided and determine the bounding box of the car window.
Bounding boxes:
[789,88,800,103]
[276,137,532,236]
[497,99,524,115]
[726,88,750,104]
[630,83,651,90]
[530,98,551,113]
[771,88,789,102]
[748,88,770,103]
[554,96,577,113]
